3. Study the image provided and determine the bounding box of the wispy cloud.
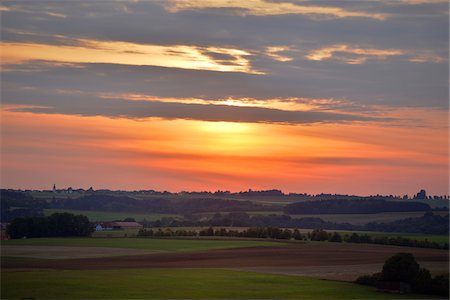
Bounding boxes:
[102,93,355,112]
[7,95,378,125]
[383,0,447,4]
[408,51,447,63]
[0,39,262,74]
[265,46,294,62]
[164,0,387,20]
[306,44,404,64]
[306,44,446,64]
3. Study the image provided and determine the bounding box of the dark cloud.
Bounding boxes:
[6,93,378,124]
[2,60,447,108]
[1,1,447,110]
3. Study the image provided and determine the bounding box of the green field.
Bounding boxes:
[44,209,180,222]
[1,237,283,252]
[193,211,448,225]
[1,268,437,299]
[289,211,448,225]
[92,229,141,238]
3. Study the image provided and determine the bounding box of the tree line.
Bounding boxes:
[137,227,448,250]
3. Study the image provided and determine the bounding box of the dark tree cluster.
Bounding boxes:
[284,199,431,214]
[7,213,94,239]
[364,212,449,235]
[356,253,449,297]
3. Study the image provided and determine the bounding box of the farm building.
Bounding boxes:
[111,222,143,230]
[94,221,143,231]
[94,222,115,231]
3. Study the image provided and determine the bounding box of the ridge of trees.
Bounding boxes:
[50,195,274,214]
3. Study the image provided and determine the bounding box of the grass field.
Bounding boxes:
[193,211,448,225]
[91,229,141,237]
[289,211,448,225]
[1,237,284,252]
[1,268,437,299]
[44,209,180,222]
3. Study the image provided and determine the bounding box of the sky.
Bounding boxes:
[0,0,448,196]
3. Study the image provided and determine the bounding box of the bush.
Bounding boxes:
[328,232,342,242]
[310,229,328,241]
[381,253,420,283]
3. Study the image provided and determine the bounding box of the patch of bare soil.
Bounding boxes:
[2,243,448,274]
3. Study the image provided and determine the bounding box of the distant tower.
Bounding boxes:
[53,184,56,193]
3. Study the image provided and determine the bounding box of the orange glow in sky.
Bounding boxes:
[1,107,447,195]
[1,0,447,195]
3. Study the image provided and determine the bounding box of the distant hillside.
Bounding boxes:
[0,190,47,222]
[50,194,275,214]
[364,211,449,235]
[284,199,431,215]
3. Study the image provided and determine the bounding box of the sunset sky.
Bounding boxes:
[1,0,448,195]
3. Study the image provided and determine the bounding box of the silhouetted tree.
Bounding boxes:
[382,253,420,283]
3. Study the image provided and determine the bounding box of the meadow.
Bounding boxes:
[288,211,449,225]
[1,237,283,252]
[1,268,438,299]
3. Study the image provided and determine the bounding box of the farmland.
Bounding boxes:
[3,191,449,299]
[288,211,449,225]
[1,237,282,252]
[2,237,448,299]
[1,268,436,299]
[3,239,447,274]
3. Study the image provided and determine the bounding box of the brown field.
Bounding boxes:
[2,242,447,281]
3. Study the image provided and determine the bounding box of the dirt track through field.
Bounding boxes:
[2,243,448,278]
